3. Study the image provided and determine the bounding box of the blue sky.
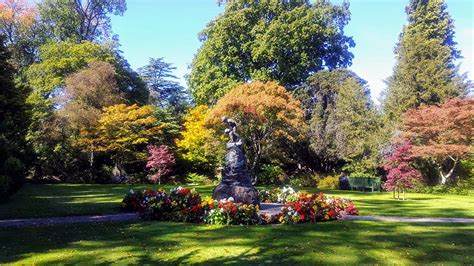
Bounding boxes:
[111,0,473,104]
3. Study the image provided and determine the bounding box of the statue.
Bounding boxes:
[212,117,260,205]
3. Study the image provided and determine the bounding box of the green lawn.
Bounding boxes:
[1,184,474,219]
[1,220,473,264]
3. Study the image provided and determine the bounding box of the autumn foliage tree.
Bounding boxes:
[403,97,473,185]
[59,61,124,166]
[207,81,305,183]
[91,104,164,176]
[175,105,224,173]
[146,145,176,184]
[383,141,421,200]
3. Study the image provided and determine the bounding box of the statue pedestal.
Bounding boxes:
[213,180,260,205]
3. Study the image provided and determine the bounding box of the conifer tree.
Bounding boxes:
[383,0,471,121]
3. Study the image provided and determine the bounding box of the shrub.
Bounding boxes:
[185,173,212,185]
[257,164,287,185]
[121,189,144,212]
[318,175,339,189]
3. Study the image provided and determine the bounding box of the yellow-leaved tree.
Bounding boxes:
[206,81,305,183]
[175,105,224,174]
[89,104,163,176]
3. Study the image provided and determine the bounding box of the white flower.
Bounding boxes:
[228,197,234,202]
[129,189,134,194]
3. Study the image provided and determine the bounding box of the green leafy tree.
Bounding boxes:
[0,35,29,200]
[334,78,382,173]
[138,57,189,115]
[38,0,126,42]
[383,0,471,122]
[296,69,381,173]
[188,0,354,104]
[0,0,46,72]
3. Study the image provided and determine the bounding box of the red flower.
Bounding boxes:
[182,207,189,214]
[299,214,305,220]
[191,205,201,213]
[178,188,191,196]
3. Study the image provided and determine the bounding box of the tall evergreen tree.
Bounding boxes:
[383,0,471,121]
[0,35,29,200]
[296,69,381,173]
[138,58,189,115]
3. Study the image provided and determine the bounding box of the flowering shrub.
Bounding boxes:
[203,197,261,225]
[276,192,358,224]
[122,186,358,225]
[121,189,143,212]
[259,186,296,203]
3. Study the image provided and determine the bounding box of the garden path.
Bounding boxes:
[2,210,474,228]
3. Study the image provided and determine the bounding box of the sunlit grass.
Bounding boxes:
[1,220,473,264]
[1,184,473,219]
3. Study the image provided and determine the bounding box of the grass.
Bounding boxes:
[1,220,473,264]
[1,184,473,219]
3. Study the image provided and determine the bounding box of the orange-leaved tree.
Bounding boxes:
[402,97,473,185]
[206,81,305,184]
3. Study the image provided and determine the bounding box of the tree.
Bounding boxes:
[0,0,44,70]
[207,81,305,183]
[402,97,473,185]
[334,78,383,174]
[138,57,189,114]
[38,0,126,42]
[146,145,176,185]
[0,35,29,200]
[295,69,373,172]
[175,105,224,173]
[383,141,421,200]
[188,0,354,104]
[383,0,471,121]
[58,61,124,166]
[92,104,164,176]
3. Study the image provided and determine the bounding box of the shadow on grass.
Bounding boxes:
[1,221,473,264]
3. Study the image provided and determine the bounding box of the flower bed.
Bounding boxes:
[122,186,358,225]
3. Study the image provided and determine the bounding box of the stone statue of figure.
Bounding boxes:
[222,116,242,146]
[213,116,259,205]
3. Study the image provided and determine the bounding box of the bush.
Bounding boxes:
[185,173,212,185]
[0,156,25,202]
[318,175,339,189]
[288,173,317,188]
[257,164,287,185]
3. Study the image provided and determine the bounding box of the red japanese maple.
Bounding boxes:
[146,145,176,184]
[383,141,421,200]
[402,97,473,185]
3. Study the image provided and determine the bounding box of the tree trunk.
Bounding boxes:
[438,157,458,185]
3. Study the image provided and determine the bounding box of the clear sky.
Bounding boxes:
[111,0,473,104]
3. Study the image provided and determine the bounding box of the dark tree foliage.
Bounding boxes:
[139,58,189,115]
[0,35,30,200]
[295,69,381,173]
[189,0,354,104]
